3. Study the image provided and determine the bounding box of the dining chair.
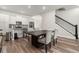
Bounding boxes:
[51,29,58,46]
[27,28,35,42]
[38,31,52,49]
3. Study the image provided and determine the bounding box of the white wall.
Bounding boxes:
[32,15,42,30]
[41,10,56,30]
[9,15,29,25]
[56,8,79,39]
[0,13,9,34]
[56,24,75,39]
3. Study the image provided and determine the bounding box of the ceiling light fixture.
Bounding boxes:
[28,5,31,9]
[42,6,46,10]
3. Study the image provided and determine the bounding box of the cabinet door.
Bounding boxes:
[9,15,17,24]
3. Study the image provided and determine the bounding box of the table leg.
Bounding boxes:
[45,44,47,53]
[53,39,55,46]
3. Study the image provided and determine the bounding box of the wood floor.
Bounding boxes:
[1,37,79,53]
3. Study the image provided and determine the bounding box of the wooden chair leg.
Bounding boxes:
[55,38,57,44]
[27,36,29,41]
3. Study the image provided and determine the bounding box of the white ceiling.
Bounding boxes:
[0,5,77,16]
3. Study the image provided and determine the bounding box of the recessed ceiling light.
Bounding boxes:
[1,6,7,9]
[28,5,31,9]
[42,6,46,10]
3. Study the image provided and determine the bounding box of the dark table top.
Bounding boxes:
[25,30,55,36]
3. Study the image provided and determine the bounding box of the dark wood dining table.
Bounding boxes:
[23,30,55,53]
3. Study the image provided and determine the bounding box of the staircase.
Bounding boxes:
[55,15,78,39]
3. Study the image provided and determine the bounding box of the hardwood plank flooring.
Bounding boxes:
[1,37,79,53]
